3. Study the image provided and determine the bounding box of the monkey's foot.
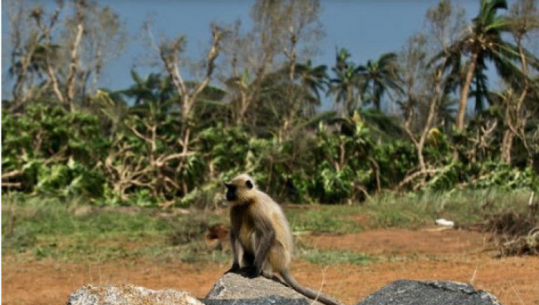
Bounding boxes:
[224,264,240,274]
[240,267,261,278]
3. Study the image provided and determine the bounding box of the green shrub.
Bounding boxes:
[2,105,109,197]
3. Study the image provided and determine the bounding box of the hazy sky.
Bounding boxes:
[2,1,502,106]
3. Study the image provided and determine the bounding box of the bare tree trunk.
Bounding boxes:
[401,55,445,189]
[158,25,222,187]
[403,90,438,187]
[10,50,35,111]
[346,86,354,114]
[515,39,532,167]
[31,6,65,105]
[501,35,532,166]
[65,23,84,111]
[45,58,65,104]
[456,52,478,132]
[280,22,298,140]
[90,47,103,95]
[501,130,513,164]
[238,91,249,124]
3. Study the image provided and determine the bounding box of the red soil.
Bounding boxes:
[2,228,538,305]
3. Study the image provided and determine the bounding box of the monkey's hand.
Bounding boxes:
[224,263,240,274]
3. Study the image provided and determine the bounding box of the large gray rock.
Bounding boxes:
[66,284,204,305]
[356,280,502,305]
[203,272,326,305]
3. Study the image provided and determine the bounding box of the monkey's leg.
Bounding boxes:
[238,252,258,277]
[225,230,242,274]
[247,227,275,278]
[241,251,255,268]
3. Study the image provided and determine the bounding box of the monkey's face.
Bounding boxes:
[224,175,255,203]
[224,183,238,201]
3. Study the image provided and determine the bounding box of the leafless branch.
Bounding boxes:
[65,22,84,107]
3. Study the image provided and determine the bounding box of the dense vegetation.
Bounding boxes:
[2,0,538,207]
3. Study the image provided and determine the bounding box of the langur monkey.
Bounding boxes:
[224,174,342,305]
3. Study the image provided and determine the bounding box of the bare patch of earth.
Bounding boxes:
[3,228,538,305]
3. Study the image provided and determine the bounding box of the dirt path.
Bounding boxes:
[302,227,489,256]
[3,228,539,305]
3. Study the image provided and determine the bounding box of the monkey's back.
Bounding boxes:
[255,190,293,272]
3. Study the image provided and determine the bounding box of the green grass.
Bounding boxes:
[363,188,534,229]
[2,188,533,264]
[299,246,375,265]
[1,194,228,263]
[285,205,364,234]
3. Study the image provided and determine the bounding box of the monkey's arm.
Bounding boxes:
[226,229,242,274]
[249,215,276,278]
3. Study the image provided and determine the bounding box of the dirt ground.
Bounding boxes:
[3,228,538,305]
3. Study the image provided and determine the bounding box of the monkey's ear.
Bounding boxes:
[245,180,254,189]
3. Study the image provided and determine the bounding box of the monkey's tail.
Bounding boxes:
[279,271,344,305]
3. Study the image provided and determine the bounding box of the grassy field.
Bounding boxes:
[2,189,538,305]
[2,189,534,264]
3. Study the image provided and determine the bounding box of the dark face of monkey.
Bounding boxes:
[224,179,254,202]
[225,183,237,201]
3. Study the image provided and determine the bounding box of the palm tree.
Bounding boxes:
[121,71,176,107]
[294,60,329,115]
[355,52,402,112]
[470,66,491,113]
[438,96,458,132]
[433,0,539,132]
[295,60,328,102]
[328,47,358,113]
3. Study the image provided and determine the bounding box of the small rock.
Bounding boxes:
[356,280,502,305]
[66,284,203,305]
[203,272,325,305]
